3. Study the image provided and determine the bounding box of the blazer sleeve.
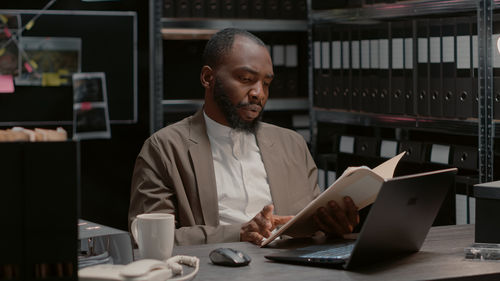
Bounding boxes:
[129,138,242,246]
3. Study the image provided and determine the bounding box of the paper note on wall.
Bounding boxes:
[0,75,14,93]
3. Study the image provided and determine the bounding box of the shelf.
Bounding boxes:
[161,19,307,39]
[162,98,309,113]
[314,108,500,136]
[311,0,498,23]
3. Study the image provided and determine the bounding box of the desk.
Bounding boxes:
[172,225,500,281]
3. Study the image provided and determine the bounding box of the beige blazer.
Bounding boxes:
[129,110,320,245]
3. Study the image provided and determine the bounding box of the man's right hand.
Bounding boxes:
[240,204,293,245]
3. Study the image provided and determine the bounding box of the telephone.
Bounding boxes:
[78,255,199,281]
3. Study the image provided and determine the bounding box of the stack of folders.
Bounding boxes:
[311,14,488,120]
[163,0,307,19]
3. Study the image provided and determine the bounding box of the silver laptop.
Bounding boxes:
[265,168,457,269]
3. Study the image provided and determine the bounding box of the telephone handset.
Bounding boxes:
[79,255,199,281]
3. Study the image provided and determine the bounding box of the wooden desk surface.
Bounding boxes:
[172,224,500,281]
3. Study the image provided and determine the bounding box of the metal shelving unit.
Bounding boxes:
[308,0,495,181]
[150,0,309,133]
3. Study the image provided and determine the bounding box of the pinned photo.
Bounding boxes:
[72,72,110,140]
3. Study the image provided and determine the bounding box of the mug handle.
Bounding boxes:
[130,218,138,243]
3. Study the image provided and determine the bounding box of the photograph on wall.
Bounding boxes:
[15,36,81,86]
[72,72,110,140]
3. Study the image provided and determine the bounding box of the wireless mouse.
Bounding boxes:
[209,248,251,267]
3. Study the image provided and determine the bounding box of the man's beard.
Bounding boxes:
[213,78,263,133]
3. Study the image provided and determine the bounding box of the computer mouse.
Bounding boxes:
[209,248,251,267]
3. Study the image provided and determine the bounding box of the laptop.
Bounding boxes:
[265,168,457,269]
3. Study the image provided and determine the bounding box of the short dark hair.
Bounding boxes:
[202,28,266,68]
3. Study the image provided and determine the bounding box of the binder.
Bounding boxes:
[281,0,294,19]
[237,0,250,18]
[378,22,391,114]
[472,19,478,118]
[250,0,265,18]
[284,35,300,97]
[399,141,424,163]
[417,19,430,116]
[360,25,376,112]
[390,21,407,114]
[163,0,175,17]
[206,0,220,18]
[221,0,235,18]
[494,14,500,119]
[455,16,474,119]
[341,26,352,110]
[296,0,307,19]
[176,0,191,17]
[355,136,378,157]
[313,25,323,106]
[442,18,457,118]
[192,0,205,17]
[271,43,286,98]
[320,24,333,108]
[452,145,478,171]
[265,0,280,19]
[350,25,362,111]
[429,18,443,117]
[404,20,416,115]
[331,25,343,109]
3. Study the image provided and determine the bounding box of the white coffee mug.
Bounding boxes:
[131,213,175,260]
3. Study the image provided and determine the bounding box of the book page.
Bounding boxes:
[261,152,406,247]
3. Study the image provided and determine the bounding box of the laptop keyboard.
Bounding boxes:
[299,243,355,260]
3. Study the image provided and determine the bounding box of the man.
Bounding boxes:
[129,28,358,246]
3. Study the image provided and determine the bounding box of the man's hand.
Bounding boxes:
[313,196,359,237]
[240,204,293,245]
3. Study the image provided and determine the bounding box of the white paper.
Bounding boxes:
[352,41,360,69]
[442,36,455,63]
[273,45,285,66]
[361,40,370,69]
[430,144,450,164]
[455,194,468,225]
[379,39,389,70]
[430,37,441,63]
[418,38,428,63]
[332,41,341,69]
[472,35,478,69]
[314,41,321,69]
[493,34,500,68]
[405,38,413,69]
[342,41,350,69]
[339,135,355,154]
[285,45,298,67]
[321,41,330,69]
[457,35,471,69]
[370,39,379,69]
[392,38,404,69]
[380,140,398,158]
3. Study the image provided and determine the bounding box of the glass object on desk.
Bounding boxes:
[464,243,500,261]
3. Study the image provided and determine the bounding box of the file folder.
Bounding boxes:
[429,18,443,117]
[313,25,323,106]
[391,21,407,114]
[442,18,457,118]
[417,19,430,116]
[237,0,250,18]
[221,0,235,18]
[163,0,175,17]
[250,0,265,18]
[455,16,474,119]
[192,0,205,17]
[404,20,416,115]
[206,0,220,17]
[176,0,191,17]
[351,25,362,111]
[281,0,294,19]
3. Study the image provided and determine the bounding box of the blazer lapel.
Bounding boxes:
[188,111,219,226]
[256,127,289,215]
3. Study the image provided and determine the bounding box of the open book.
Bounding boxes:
[261,151,406,247]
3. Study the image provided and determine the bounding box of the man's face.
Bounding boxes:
[211,36,274,132]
